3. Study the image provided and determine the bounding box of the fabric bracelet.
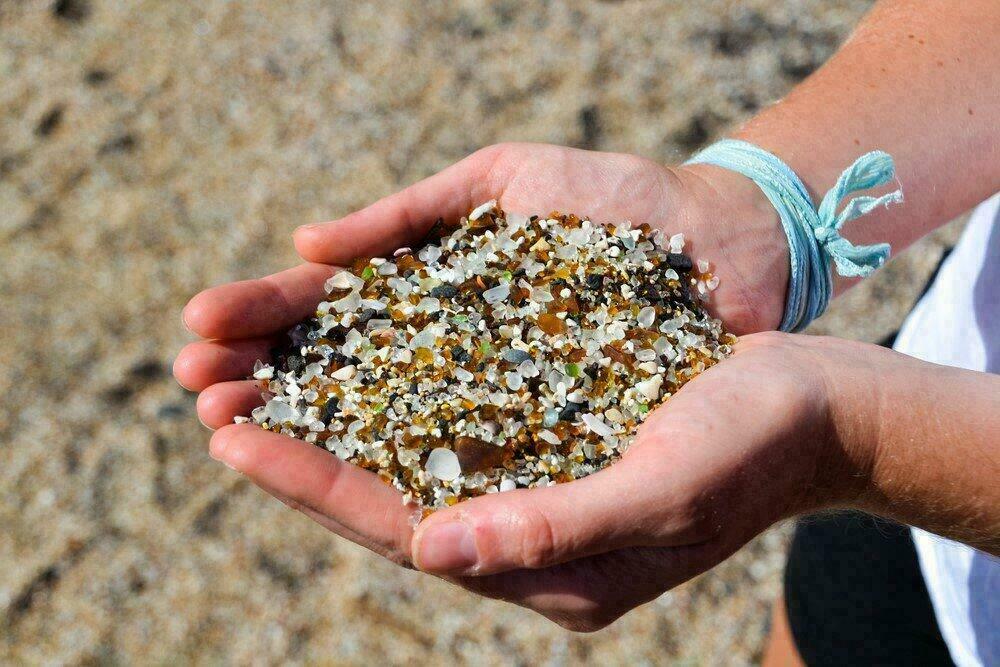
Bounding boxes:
[684,139,903,332]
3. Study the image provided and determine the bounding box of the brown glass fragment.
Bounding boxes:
[537,312,566,335]
[455,436,505,472]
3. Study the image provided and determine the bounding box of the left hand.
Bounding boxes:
[406,332,872,631]
[199,332,877,631]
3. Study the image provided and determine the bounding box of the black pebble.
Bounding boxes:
[676,280,694,304]
[323,398,340,421]
[452,345,471,363]
[430,285,458,298]
[422,217,447,243]
[559,401,586,422]
[586,273,604,290]
[638,283,662,302]
[288,324,311,347]
[667,253,694,273]
[355,309,376,325]
[286,355,304,373]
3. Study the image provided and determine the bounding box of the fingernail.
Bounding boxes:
[416,521,478,573]
[295,223,321,233]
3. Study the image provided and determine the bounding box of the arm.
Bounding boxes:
[701,0,1000,296]
[823,341,1000,553]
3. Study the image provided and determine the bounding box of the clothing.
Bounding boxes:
[892,194,1000,667]
[784,512,952,666]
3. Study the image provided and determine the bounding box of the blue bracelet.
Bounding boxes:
[685,139,903,332]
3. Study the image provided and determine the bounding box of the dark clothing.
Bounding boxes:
[784,512,954,666]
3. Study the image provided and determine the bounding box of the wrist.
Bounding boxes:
[671,162,789,334]
[798,337,885,512]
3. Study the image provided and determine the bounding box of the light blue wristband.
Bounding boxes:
[685,139,903,332]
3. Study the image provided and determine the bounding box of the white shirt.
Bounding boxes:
[892,194,1000,667]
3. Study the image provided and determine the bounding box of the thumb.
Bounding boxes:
[293,145,509,265]
[411,449,690,576]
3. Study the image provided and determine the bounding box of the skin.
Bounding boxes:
[174,0,1000,632]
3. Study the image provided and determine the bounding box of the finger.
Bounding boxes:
[183,263,338,340]
[174,338,274,391]
[457,542,721,632]
[293,146,508,264]
[264,489,414,569]
[209,424,416,563]
[411,448,697,577]
[196,381,265,428]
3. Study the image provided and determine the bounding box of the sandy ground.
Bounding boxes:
[1,1,965,664]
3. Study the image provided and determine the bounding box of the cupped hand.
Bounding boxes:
[189,332,874,631]
[172,142,799,627]
[407,332,878,630]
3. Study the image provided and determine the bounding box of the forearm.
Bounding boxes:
[735,0,1000,293]
[672,0,999,332]
[821,342,1000,554]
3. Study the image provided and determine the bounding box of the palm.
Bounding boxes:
[443,333,831,629]
[174,143,793,629]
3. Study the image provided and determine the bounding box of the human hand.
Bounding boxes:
[172,142,798,623]
[403,332,875,630]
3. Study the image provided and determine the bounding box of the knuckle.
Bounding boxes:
[514,506,558,569]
